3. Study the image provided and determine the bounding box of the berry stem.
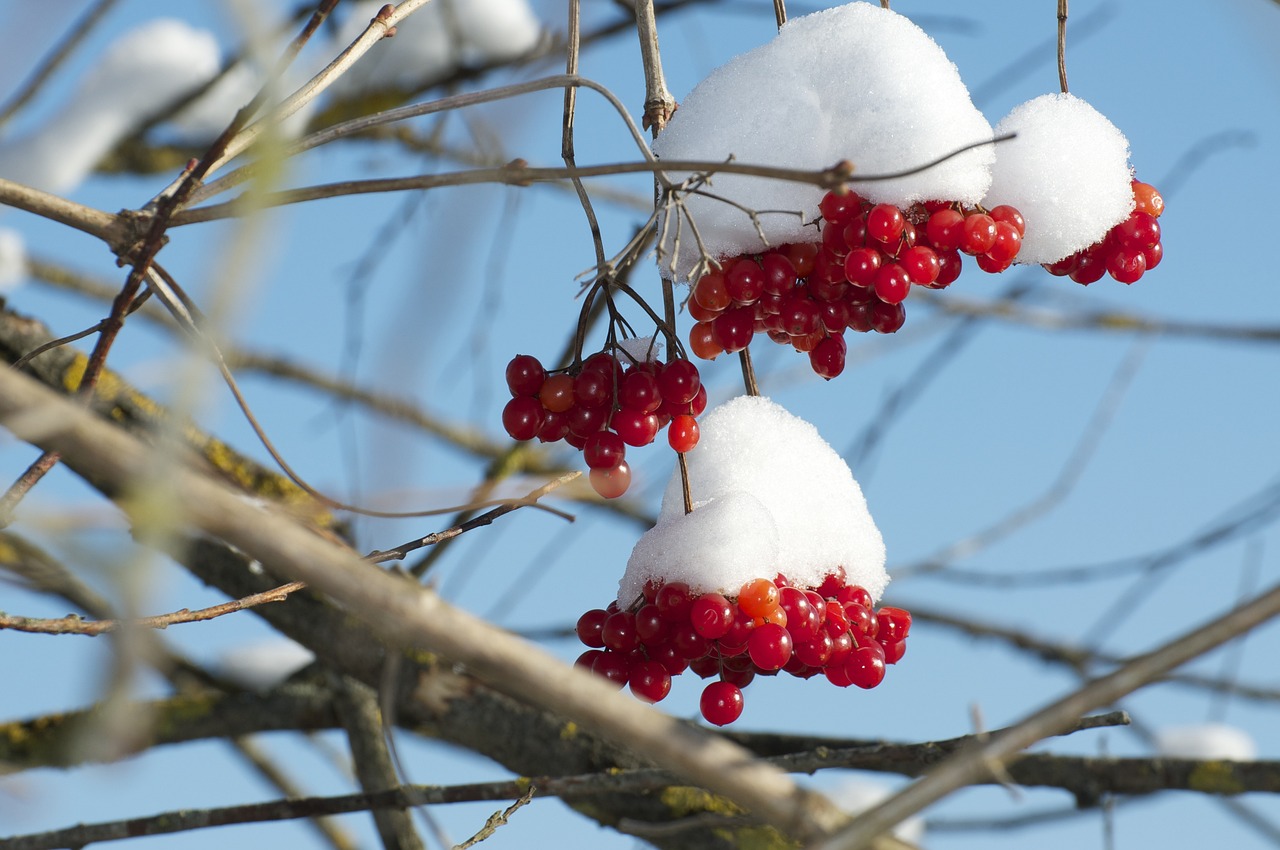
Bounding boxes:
[678,451,694,515]
[1057,0,1069,94]
[738,347,760,397]
[772,0,787,28]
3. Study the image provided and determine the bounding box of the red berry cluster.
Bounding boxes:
[1044,179,1165,285]
[574,569,911,725]
[502,351,707,498]
[687,191,1025,379]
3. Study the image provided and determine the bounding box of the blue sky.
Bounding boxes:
[2,1,1279,848]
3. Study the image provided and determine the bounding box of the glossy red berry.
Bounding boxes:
[700,681,744,726]
[505,354,545,397]
[502,396,545,441]
[668,414,700,453]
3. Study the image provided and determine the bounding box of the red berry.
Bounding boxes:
[843,645,886,689]
[699,681,744,726]
[933,249,963,288]
[1114,211,1161,250]
[867,204,906,245]
[726,258,766,305]
[779,294,821,337]
[844,247,882,287]
[876,607,912,642]
[925,208,965,251]
[738,578,781,618]
[538,409,570,443]
[873,263,911,305]
[809,334,847,380]
[900,245,940,285]
[656,581,694,622]
[1070,247,1107,285]
[575,608,608,648]
[620,370,662,413]
[794,633,833,667]
[693,270,731,312]
[668,414,700,453]
[1132,180,1164,218]
[611,409,659,447]
[784,243,819,277]
[649,642,689,676]
[988,204,1026,237]
[505,354,545,397]
[634,604,669,645]
[589,462,631,498]
[987,220,1023,264]
[574,369,612,408]
[1106,246,1146,284]
[502,396,545,441]
[538,374,575,413]
[819,190,864,225]
[690,592,734,639]
[583,431,626,469]
[657,360,701,405]
[869,300,905,334]
[602,610,640,653]
[713,306,755,353]
[688,321,723,361]
[882,639,906,665]
[760,252,800,295]
[629,660,672,702]
[748,623,793,671]
[567,403,608,438]
[591,651,630,688]
[960,213,997,255]
[1143,241,1163,271]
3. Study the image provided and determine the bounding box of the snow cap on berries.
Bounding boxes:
[983,93,1133,265]
[617,334,664,366]
[652,1,994,280]
[620,395,887,602]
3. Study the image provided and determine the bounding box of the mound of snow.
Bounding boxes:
[652,1,994,280]
[331,0,541,95]
[0,19,220,193]
[1155,723,1257,762]
[217,638,315,690]
[620,395,885,602]
[983,93,1133,265]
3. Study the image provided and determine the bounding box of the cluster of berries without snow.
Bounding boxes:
[575,569,911,726]
[1043,179,1165,285]
[687,190,1026,379]
[502,351,706,498]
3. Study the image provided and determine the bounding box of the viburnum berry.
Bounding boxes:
[866,203,906,245]
[668,414,700,453]
[629,661,672,703]
[809,335,847,381]
[738,578,781,618]
[657,359,701,405]
[505,354,545,397]
[747,623,793,671]
[502,396,545,441]
[589,461,631,499]
[960,212,997,255]
[700,681,744,726]
[576,608,608,648]
[583,431,626,470]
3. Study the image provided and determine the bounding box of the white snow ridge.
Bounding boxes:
[652,1,994,280]
[620,395,886,603]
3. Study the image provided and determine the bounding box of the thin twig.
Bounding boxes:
[0,581,305,636]
[365,473,580,563]
[452,787,536,850]
[1057,0,1069,94]
[811,580,1280,850]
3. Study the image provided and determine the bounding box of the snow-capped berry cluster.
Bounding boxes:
[686,191,1025,378]
[502,351,707,498]
[576,568,910,725]
[1043,179,1165,285]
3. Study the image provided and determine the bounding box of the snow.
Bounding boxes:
[0,228,27,293]
[0,19,220,193]
[652,1,994,280]
[1154,723,1257,762]
[617,334,664,365]
[331,0,541,96]
[983,93,1133,265]
[216,638,315,690]
[826,777,925,844]
[620,395,886,602]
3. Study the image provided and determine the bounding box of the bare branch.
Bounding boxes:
[0,580,305,636]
